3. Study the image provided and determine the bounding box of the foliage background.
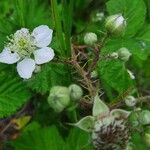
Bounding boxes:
[0,0,149,149]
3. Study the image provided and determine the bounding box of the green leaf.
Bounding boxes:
[12,123,93,150]
[92,95,109,117]
[27,63,71,94]
[99,59,133,94]
[14,0,51,28]
[106,0,146,36]
[131,132,148,150]
[65,128,93,150]
[12,124,65,150]
[75,116,94,132]
[0,64,31,118]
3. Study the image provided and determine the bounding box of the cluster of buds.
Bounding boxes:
[48,84,83,113]
[74,95,131,150]
[108,47,132,63]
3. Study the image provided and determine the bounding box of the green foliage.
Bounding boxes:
[131,132,148,150]
[0,0,149,149]
[14,0,51,29]
[12,122,92,150]
[106,0,146,36]
[12,124,65,150]
[27,63,71,94]
[0,64,31,118]
[98,40,134,98]
[65,128,93,150]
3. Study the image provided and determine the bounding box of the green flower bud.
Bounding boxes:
[105,14,126,35]
[125,96,137,107]
[109,52,119,59]
[91,70,98,79]
[84,32,97,46]
[139,110,150,125]
[118,47,132,62]
[69,84,83,101]
[48,86,70,113]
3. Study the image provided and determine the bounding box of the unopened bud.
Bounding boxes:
[109,52,118,59]
[118,47,132,62]
[48,86,70,113]
[69,84,83,101]
[91,70,98,79]
[84,32,97,46]
[125,96,137,107]
[105,14,126,35]
[139,110,150,125]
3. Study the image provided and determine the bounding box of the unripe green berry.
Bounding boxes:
[125,96,137,107]
[118,47,132,62]
[105,14,126,35]
[69,84,83,101]
[139,110,150,125]
[48,86,70,113]
[84,32,97,46]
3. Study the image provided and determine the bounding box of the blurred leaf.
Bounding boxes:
[131,132,148,150]
[14,0,51,29]
[12,124,65,150]
[106,0,146,36]
[65,128,93,150]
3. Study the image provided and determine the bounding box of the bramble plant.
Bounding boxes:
[0,0,149,150]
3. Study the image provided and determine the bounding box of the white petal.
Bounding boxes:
[17,58,35,79]
[33,47,55,64]
[32,25,53,48]
[0,48,20,64]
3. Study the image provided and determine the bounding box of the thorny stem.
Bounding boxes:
[88,34,108,74]
[71,46,95,97]
[71,34,108,98]
[53,34,108,98]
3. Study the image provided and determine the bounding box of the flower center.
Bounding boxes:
[6,28,36,58]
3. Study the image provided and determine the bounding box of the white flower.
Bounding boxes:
[0,25,55,79]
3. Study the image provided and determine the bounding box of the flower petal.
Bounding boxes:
[33,47,55,64]
[32,25,53,48]
[17,58,35,79]
[0,48,20,64]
